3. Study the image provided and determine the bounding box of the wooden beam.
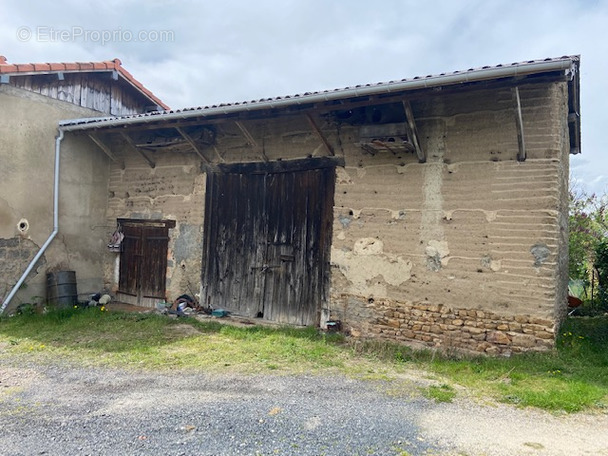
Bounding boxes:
[402,101,425,163]
[88,133,124,168]
[175,127,211,163]
[305,113,334,156]
[120,132,155,168]
[88,133,117,161]
[512,86,526,161]
[212,146,225,162]
[235,121,268,162]
[203,156,345,175]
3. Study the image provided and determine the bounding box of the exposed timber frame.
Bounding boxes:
[305,113,334,156]
[175,127,211,163]
[402,100,425,163]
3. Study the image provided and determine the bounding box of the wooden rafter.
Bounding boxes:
[88,133,117,162]
[402,100,425,163]
[512,86,526,161]
[305,113,334,156]
[121,132,155,168]
[235,120,268,162]
[175,127,211,163]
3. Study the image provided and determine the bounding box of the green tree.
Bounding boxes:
[568,186,608,309]
[569,189,603,280]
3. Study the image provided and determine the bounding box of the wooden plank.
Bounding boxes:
[402,100,426,163]
[141,226,168,300]
[512,86,526,161]
[305,113,334,156]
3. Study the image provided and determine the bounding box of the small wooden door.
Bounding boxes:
[202,159,336,326]
[117,220,171,307]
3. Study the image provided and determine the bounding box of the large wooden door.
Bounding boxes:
[202,159,336,326]
[117,220,171,307]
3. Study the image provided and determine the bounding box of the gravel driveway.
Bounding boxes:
[1,361,607,456]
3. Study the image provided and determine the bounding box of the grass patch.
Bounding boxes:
[1,308,607,413]
[0,307,347,373]
[422,384,456,403]
[389,317,608,412]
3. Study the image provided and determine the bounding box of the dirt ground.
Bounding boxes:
[1,360,608,456]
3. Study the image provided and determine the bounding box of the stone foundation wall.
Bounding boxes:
[331,295,555,355]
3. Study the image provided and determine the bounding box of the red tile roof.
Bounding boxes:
[0,56,169,110]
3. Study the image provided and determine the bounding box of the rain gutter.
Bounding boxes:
[59,58,577,132]
[0,130,64,314]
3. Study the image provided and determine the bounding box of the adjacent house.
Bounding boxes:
[0,57,168,308]
[1,55,580,355]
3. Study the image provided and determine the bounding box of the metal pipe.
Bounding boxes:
[0,129,64,314]
[58,57,577,132]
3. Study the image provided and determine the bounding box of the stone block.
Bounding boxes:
[485,346,500,355]
[386,319,401,328]
[510,333,537,348]
[487,331,511,345]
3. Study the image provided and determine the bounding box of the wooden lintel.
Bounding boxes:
[512,86,526,162]
[305,113,334,156]
[121,132,155,168]
[88,133,124,168]
[203,156,345,175]
[235,121,268,162]
[175,127,211,163]
[402,101,425,163]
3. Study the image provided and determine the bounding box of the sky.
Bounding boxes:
[1,0,606,195]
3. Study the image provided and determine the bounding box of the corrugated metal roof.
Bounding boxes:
[59,55,579,130]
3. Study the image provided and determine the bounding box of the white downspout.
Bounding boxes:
[0,129,64,314]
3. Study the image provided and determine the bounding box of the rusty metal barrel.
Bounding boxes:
[46,271,78,308]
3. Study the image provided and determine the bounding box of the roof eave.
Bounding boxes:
[59,56,580,135]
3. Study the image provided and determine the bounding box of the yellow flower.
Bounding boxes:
[100,306,106,312]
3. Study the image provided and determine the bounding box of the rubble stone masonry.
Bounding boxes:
[332,295,555,355]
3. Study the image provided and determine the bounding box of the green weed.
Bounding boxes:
[422,384,456,403]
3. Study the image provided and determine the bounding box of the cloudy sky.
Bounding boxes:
[1,0,606,195]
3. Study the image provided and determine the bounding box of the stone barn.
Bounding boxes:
[4,56,581,355]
